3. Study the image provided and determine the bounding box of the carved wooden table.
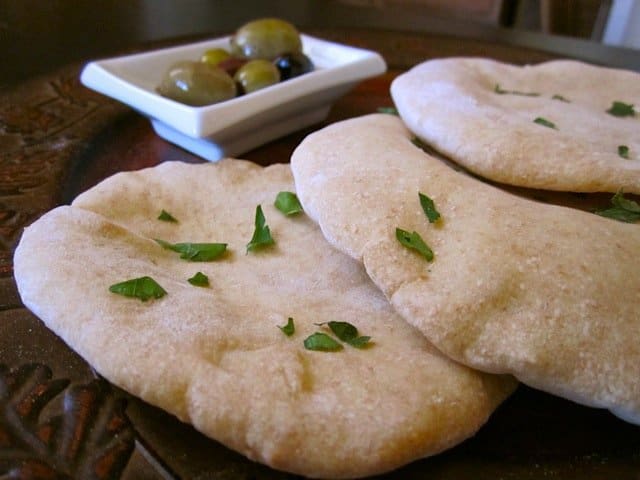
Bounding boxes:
[2,28,640,479]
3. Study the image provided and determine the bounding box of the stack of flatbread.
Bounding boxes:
[14,160,516,478]
[13,57,640,478]
[391,58,639,193]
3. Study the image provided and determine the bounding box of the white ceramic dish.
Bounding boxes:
[80,34,387,161]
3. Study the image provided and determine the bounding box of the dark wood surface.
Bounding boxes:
[2,14,640,480]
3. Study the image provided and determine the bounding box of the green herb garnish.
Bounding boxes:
[533,117,557,129]
[188,271,209,287]
[109,276,166,301]
[303,332,343,352]
[158,209,178,223]
[595,190,640,223]
[246,205,275,252]
[275,191,303,216]
[552,94,570,102]
[618,145,630,159]
[344,335,372,348]
[155,239,227,261]
[319,321,371,349]
[494,84,539,97]
[278,317,296,336]
[419,192,441,223]
[396,228,434,261]
[377,106,399,115]
[607,101,636,117]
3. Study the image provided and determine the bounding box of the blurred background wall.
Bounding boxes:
[1,0,637,86]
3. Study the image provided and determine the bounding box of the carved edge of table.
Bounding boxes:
[0,65,130,272]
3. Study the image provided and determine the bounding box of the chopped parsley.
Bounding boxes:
[396,228,434,261]
[533,117,557,129]
[284,318,370,349]
[303,332,343,352]
[278,317,296,336]
[109,276,166,301]
[274,191,303,216]
[607,101,636,117]
[157,209,178,223]
[419,192,441,223]
[319,321,371,349]
[155,239,227,261]
[187,271,209,287]
[377,106,399,115]
[246,205,275,252]
[494,84,539,97]
[618,145,630,159]
[595,190,640,223]
[552,94,570,102]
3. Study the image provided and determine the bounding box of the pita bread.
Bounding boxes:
[13,160,515,479]
[290,113,640,425]
[391,58,640,193]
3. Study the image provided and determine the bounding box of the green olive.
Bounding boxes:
[200,47,231,67]
[234,59,281,94]
[230,18,302,60]
[157,61,236,106]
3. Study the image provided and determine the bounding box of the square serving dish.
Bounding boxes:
[80,34,387,161]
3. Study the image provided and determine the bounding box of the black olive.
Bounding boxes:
[273,52,314,80]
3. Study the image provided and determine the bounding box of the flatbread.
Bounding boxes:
[391,58,640,193]
[13,160,515,479]
[290,113,640,425]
